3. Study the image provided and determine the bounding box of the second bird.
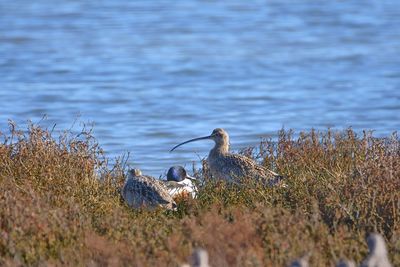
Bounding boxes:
[164,166,197,198]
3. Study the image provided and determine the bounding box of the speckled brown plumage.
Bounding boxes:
[122,169,176,210]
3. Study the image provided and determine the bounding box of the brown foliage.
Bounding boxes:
[0,122,399,266]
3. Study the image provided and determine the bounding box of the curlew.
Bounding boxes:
[163,166,197,198]
[122,168,176,210]
[170,128,282,184]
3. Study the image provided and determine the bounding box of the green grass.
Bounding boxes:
[0,121,399,266]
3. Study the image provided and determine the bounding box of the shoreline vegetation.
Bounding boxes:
[0,121,399,266]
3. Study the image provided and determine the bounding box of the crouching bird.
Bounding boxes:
[163,166,197,199]
[122,169,176,210]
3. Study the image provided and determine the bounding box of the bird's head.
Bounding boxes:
[167,166,196,182]
[170,128,230,152]
[128,168,142,177]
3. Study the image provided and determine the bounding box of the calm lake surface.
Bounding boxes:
[1,0,400,176]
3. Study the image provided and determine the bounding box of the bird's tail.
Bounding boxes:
[266,169,287,187]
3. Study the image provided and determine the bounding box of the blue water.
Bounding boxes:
[1,0,399,176]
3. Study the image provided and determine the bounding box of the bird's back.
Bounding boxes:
[122,173,176,210]
[208,152,280,184]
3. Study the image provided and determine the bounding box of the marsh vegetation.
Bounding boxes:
[0,122,399,266]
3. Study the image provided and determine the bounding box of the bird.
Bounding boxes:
[180,248,210,267]
[360,233,392,267]
[163,166,197,199]
[190,248,210,267]
[289,253,310,267]
[122,168,176,210]
[170,128,282,184]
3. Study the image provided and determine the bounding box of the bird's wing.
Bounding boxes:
[142,175,176,204]
[130,175,175,205]
[223,153,278,179]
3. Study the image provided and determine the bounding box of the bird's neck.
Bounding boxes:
[210,141,229,156]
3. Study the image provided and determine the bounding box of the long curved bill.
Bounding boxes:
[169,135,212,152]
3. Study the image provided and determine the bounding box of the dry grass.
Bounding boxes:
[0,121,399,266]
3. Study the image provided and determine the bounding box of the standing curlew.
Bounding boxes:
[163,166,197,198]
[122,169,176,210]
[170,128,282,184]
